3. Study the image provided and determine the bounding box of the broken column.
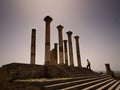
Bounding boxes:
[44,16,53,65]
[74,36,82,68]
[50,43,58,65]
[30,29,36,64]
[57,25,64,65]
[66,31,74,66]
[105,64,114,77]
[50,49,55,65]
[63,40,68,66]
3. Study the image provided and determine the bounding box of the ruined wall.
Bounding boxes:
[0,67,10,82]
[1,63,70,80]
[2,63,45,79]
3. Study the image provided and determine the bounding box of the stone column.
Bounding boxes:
[57,25,64,65]
[63,40,68,66]
[105,64,111,74]
[74,36,82,68]
[66,31,74,66]
[50,43,58,65]
[30,29,36,64]
[54,43,58,65]
[50,49,54,65]
[105,64,114,77]
[44,16,53,65]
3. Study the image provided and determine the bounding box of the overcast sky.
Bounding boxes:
[0,0,120,71]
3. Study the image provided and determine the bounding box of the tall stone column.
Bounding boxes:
[44,16,53,65]
[63,40,68,66]
[66,31,74,66]
[57,25,64,65]
[30,29,36,64]
[74,36,82,68]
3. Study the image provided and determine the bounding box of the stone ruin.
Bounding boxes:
[0,16,119,90]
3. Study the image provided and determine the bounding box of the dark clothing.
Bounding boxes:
[87,60,91,69]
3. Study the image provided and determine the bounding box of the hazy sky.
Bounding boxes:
[0,0,120,71]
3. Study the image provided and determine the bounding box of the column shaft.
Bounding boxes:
[66,31,74,66]
[54,43,58,64]
[74,36,82,67]
[44,16,52,65]
[30,29,36,64]
[63,40,68,66]
[57,25,64,64]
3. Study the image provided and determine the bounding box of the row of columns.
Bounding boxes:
[44,16,82,67]
[30,16,82,67]
[29,16,114,74]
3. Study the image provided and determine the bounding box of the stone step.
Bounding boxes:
[82,78,115,90]
[108,81,120,90]
[116,82,120,90]
[69,73,97,77]
[43,75,110,90]
[39,74,107,86]
[15,74,107,86]
[96,80,117,90]
[60,77,112,90]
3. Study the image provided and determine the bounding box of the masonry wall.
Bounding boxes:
[2,63,45,79]
[1,63,70,80]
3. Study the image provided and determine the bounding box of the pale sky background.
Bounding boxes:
[0,0,120,71]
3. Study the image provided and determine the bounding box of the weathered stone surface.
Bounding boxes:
[1,63,72,80]
[57,25,64,65]
[2,63,45,79]
[0,67,10,82]
[44,65,69,78]
[0,63,100,90]
[30,29,36,64]
[66,31,74,66]
[44,16,53,65]
[0,82,42,90]
[105,64,115,77]
[63,40,68,66]
[50,43,58,65]
[74,36,82,68]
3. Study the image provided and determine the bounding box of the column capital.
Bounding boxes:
[57,25,64,30]
[66,31,73,36]
[44,16,53,22]
[74,36,79,39]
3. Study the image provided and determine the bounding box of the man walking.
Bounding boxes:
[87,59,91,69]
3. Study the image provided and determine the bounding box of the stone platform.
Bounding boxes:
[1,63,95,79]
[0,63,120,90]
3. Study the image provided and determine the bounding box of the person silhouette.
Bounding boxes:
[87,59,91,69]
